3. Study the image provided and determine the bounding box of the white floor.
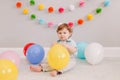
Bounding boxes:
[1,48,120,80]
[18,57,120,80]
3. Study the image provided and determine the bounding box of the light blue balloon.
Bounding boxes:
[26,44,45,64]
[76,42,88,60]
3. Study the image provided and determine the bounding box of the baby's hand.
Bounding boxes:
[51,42,58,47]
[61,43,69,48]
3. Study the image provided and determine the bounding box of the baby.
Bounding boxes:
[30,23,77,77]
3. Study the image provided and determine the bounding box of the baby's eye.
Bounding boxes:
[63,32,66,34]
[58,32,61,34]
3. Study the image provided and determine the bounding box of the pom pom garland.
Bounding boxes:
[58,7,64,13]
[30,0,35,6]
[17,0,110,27]
[87,14,94,20]
[48,22,54,27]
[38,4,44,10]
[77,19,84,25]
[16,1,22,8]
[68,22,74,27]
[104,0,110,7]
[38,18,46,24]
[48,6,54,13]
[96,8,102,14]
[23,8,29,14]
[69,5,75,11]
[58,23,63,26]
[79,1,85,7]
[30,14,36,20]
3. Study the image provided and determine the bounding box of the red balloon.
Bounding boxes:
[23,43,35,56]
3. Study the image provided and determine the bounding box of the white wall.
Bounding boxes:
[0,0,120,47]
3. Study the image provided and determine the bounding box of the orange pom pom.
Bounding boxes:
[48,6,54,13]
[77,19,84,25]
[16,1,22,8]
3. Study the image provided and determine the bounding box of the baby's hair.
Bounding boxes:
[56,23,73,33]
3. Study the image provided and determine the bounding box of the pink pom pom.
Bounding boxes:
[79,1,85,7]
[68,22,74,28]
[48,22,54,27]
[58,7,64,13]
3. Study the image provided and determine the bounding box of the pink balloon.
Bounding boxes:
[0,50,20,67]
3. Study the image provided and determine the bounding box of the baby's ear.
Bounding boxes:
[69,33,72,37]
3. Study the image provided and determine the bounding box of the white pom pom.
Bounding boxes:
[57,23,63,26]
[69,5,75,11]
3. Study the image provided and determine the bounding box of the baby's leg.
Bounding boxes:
[50,70,58,77]
[49,58,76,77]
[50,69,62,77]
[30,58,53,72]
[30,64,43,72]
[59,58,76,73]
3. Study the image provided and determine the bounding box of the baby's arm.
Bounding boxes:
[51,42,58,47]
[61,43,77,54]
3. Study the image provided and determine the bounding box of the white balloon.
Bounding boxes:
[85,42,104,65]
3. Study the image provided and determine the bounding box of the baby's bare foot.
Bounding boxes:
[30,65,42,72]
[50,70,58,77]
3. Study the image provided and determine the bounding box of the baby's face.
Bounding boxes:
[57,28,71,41]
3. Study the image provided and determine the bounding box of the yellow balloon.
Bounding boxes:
[47,44,70,70]
[38,4,44,10]
[23,8,29,14]
[87,14,94,20]
[0,59,18,80]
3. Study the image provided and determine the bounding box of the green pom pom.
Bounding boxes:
[30,14,36,20]
[96,8,102,14]
[30,0,35,6]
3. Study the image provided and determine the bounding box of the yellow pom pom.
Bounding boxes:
[23,8,29,14]
[87,14,94,20]
[38,4,44,10]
